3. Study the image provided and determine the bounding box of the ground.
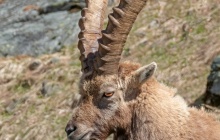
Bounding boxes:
[0,0,220,139]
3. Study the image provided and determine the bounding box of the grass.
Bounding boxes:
[1,0,220,139]
[196,24,206,34]
[11,80,31,94]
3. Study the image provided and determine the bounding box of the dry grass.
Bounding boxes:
[0,51,81,139]
[1,0,220,139]
[124,0,220,103]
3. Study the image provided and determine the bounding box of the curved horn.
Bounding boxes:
[96,0,148,75]
[78,0,108,77]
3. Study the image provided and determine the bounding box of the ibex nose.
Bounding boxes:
[65,122,77,136]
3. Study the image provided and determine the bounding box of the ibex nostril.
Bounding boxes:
[65,124,77,136]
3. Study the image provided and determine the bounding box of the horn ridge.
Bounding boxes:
[96,0,148,75]
[77,0,108,78]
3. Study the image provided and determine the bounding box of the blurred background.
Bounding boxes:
[0,0,220,139]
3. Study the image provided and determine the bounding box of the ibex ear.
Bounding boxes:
[132,62,157,86]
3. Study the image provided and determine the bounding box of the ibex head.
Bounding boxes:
[65,0,152,139]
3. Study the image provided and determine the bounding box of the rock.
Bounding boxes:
[5,97,28,114]
[28,61,41,71]
[149,20,160,29]
[0,0,84,57]
[211,56,220,71]
[203,56,220,107]
[40,81,60,96]
[5,99,18,114]
[0,0,117,57]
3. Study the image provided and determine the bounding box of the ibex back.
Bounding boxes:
[65,0,220,140]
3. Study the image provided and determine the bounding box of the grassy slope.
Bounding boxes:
[1,0,220,139]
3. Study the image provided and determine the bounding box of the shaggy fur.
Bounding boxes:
[131,78,220,140]
[66,62,220,140]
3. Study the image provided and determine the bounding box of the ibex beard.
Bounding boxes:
[66,62,157,140]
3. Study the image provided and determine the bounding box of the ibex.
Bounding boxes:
[65,0,220,139]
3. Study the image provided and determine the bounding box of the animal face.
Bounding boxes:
[65,62,156,140]
[65,0,151,139]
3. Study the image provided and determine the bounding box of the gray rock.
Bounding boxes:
[5,97,28,114]
[210,79,220,95]
[204,55,220,107]
[5,99,18,114]
[0,0,116,57]
[213,56,220,63]
[149,20,160,29]
[0,0,84,57]
[41,81,60,96]
[211,56,220,71]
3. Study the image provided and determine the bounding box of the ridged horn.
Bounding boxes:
[96,0,148,75]
[78,0,108,77]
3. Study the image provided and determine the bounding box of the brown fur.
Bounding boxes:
[66,62,220,140]
[132,78,220,140]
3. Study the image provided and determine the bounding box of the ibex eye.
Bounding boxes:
[103,92,114,97]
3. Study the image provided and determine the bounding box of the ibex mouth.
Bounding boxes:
[68,131,92,140]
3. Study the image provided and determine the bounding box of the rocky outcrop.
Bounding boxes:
[203,56,220,107]
[0,0,84,57]
[0,0,117,57]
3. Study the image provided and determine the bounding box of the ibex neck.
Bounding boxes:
[128,78,189,140]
